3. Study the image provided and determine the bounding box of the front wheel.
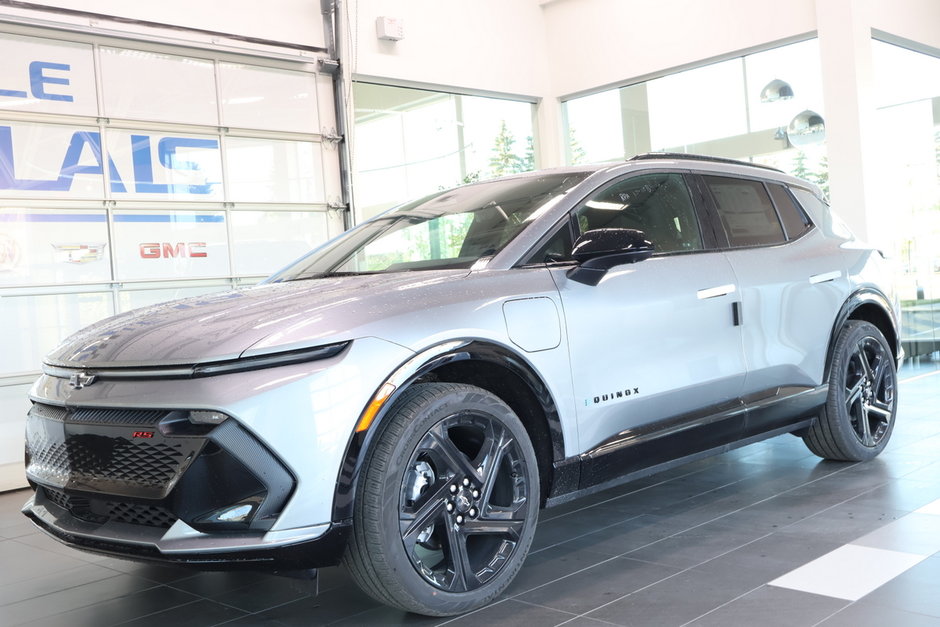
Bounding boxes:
[803,320,898,461]
[343,382,540,616]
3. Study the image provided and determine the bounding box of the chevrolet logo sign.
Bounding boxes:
[68,372,97,389]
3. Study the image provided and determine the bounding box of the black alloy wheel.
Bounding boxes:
[399,410,531,592]
[344,382,540,616]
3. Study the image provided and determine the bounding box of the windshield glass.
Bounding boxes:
[270,172,590,281]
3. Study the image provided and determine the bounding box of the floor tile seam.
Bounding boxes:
[764,481,909,537]
[539,470,830,562]
[111,597,208,627]
[554,611,623,627]
[508,552,627,598]
[810,603,850,627]
[692,460,886,526]
[6,534,89,564]
[634,529,776,574]
[0,558,101,599]
[557,531,777,622]
[162,575,309,613]
[529,516,648,555]
[433,597,515,627]
[15,582,187,627]
[675,582,769,627]
[221,588,319,621]
[0,573,164,612]
[809,596,940,627]
[612,466,867,547]
[505,596,583,620]
[0,565,130,608]
[538,468,749,524]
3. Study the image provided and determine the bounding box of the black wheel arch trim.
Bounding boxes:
[331,339,565,522]
[825,287,901,381]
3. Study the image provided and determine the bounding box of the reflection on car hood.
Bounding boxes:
[44,271,471,368]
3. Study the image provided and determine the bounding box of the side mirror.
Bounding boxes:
[567,228,654,286]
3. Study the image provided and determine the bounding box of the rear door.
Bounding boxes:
[696,174,850,399]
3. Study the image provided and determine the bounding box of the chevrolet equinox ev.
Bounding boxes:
[22,153,901,616]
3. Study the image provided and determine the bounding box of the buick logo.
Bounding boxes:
[68,372,97,389]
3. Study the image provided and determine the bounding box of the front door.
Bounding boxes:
[548,171,747,463]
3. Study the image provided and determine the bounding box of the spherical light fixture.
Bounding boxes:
[786,110,825,147]
[760,79,795,103]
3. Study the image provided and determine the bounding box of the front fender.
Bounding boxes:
[331,339,566,522]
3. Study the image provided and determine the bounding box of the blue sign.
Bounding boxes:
[0,126,219,194]
[0,61,73,102]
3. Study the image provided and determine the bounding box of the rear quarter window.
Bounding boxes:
[768,184,813,240]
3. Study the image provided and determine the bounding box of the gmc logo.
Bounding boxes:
[139,242,207,259]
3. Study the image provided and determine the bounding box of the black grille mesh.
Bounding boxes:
[28,437,185,489]
[42,487,177,529]
[107,501,177,528]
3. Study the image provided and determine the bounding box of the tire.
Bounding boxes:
[343,382,540,616]
[803,320,898,461]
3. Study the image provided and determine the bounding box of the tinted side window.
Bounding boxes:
[768,184,812,240]
[574,172,703,254]
[703,176,785,247]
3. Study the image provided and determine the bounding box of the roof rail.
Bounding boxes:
[629,152,784,173]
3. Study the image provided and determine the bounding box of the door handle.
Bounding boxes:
[697,284,736,299]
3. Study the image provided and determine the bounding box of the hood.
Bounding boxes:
[45,270,472,368]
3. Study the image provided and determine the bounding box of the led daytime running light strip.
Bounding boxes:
[42,341,350,380]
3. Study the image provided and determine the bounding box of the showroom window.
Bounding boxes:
[352,82,536,219]
[562,39,828,189]
[0,29,342,386]
[870,39,940,359]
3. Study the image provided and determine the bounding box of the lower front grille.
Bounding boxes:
[26,401,295,536]
[42,487,178,529]
[107,500,177,528]
[25,404,205,499]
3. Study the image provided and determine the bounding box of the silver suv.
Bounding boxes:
[23,154,901,616]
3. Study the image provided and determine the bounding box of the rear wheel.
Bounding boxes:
[803,320,898,461]
[343,382,540,616]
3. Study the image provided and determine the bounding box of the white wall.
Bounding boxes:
[10,0,326,48]
[541,0,818,98]
[871,0,940,51]
[348,0,552,98]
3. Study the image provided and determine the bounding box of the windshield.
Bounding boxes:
[270,172,590,281]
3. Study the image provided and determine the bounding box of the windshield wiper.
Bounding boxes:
[287,271,378,281]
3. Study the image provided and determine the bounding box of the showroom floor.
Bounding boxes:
[2,361,939,627]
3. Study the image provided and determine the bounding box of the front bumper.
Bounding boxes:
[23,491,350,569]
[21,337,416,568]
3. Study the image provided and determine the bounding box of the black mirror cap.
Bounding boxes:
[567,228,654,286]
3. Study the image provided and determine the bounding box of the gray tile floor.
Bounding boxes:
[2,360,939,626]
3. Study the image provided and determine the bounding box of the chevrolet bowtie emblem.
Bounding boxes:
[68,372,97,389]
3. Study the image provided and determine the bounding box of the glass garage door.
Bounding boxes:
[0,28,344,489]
